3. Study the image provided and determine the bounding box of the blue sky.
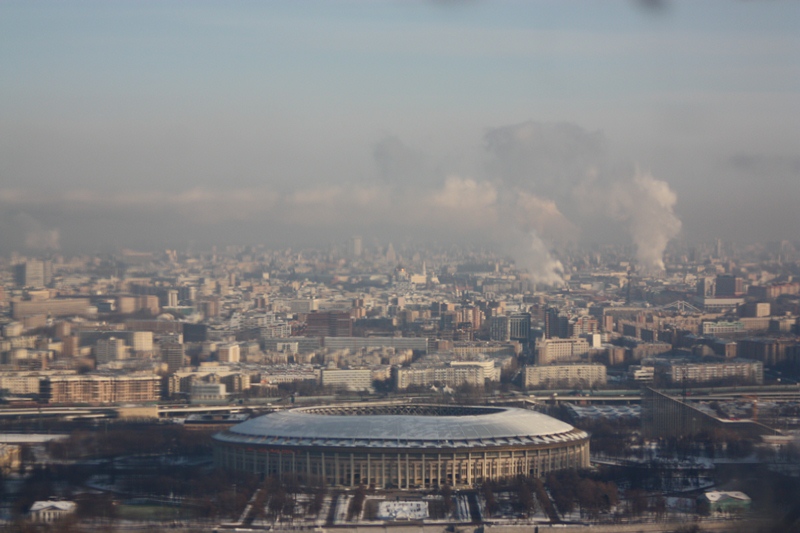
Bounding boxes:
[1,1,799,254]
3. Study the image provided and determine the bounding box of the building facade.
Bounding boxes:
[393,364,485,390]
[44,375,161,404]
[524,364,607,389]
[320,368,372,391]
[214,404,589,489]
[536,338,590,365]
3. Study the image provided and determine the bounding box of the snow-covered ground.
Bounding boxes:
[454,494,471,522]
[332,494,351,524]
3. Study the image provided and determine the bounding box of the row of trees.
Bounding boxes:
[346,485,367,521]
[546,469,619,520]
[654,432,756,460]
[478,471,619,522]
[46,424,214,460]
[250,476,298,522]
[622,488,666,519]
[249,474,328,523]
[572,418,639,458]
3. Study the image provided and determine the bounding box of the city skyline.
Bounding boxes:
[1,1,798,265]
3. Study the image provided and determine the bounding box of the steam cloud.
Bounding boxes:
[0,120,681,279]
[9,213,61,251]
[485,121,682,276]
[25,226,60,251]
[606,170,681,271]
[516,232,565,287]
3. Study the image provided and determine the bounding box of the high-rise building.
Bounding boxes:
[166,289,179,307]
[489,316,510,341]
[525,364,607,388]
[129,331,154,354]
[545,308,569,339]
[536,338,590,365]
[13,260,48,288]
[178,285,196,303]
[571,316,599,336]
[715,275,743,297]
[162,342,186,372]
[95,337,128,363]
[61,336,79,358]
[509,313,532,342]
[349,236,363,258]
[306,311,353,337]
[696,277,716,297]
[289,298,319,314]
[44,375,161,404]
[218,343,240,363]
[320,368,372,391]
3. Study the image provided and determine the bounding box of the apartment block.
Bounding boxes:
[524,364,607,389]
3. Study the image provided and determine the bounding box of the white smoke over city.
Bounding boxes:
[513,231,565,287]
[606,170,682,272]
[8,213,61,251]
[25,226,60,251]
[0,119,682,277]
[483,121,683,276]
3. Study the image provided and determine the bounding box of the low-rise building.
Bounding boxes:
[524,364,607,389]
[28,501,77,523]
[699,491,751,515]
[320,368,372,391]
[190,382,227,404]
[627,365,655,383]
[44,374,161,404]
[536,338,590,365]
[657,359,763,385]
[702,320,744,336]
[393,364,485,390]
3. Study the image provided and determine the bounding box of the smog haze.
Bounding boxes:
[1,1,799,266]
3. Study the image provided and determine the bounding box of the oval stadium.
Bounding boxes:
[213,404,589,489]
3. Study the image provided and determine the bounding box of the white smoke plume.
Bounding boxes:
[25,227,60,250]
[500,191,570,286]
[485,120,682,274]
[429,175,497,210]
[0,120,680,270]
[423,176,565,285]
[512,190,578,243]
[500,229,564,287]
[526,232,565,286]
[15,213,61,251]
[606,169,682,272]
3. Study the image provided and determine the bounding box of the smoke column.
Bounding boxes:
[607,169,682,272]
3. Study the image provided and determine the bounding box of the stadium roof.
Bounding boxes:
[215,404,584,449]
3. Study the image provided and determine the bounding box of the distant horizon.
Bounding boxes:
[3,234,793,263]
[2,1,798,265]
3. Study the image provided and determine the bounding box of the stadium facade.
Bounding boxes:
[213,403,589,489]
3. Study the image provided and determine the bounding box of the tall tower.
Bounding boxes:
[14,260,46,288]
[162,342,186,373]
[349,236,363,258]
[386,243,397,264]
[544,307,558,339]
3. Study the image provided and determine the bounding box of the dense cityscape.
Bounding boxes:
[1,239,800,531]
[3,1,799,532]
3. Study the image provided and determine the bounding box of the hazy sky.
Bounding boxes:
[1,1,799,261]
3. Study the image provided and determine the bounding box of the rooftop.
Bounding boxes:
[216,403,585,449]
